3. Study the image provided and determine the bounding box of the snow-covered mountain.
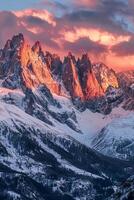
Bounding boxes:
[91,113,134,160]
[0,101,134,200]
[0,33,134,200]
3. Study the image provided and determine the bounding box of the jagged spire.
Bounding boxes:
[77,53,104,99]
[62,52,84,99]
[32,41,42,54]
[80,53,92,72]
[10,33,24,49]
[0,33,107,100]
[4,39,11,50]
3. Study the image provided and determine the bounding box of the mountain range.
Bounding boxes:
[0,33,134,200]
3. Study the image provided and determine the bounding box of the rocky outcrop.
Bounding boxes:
[92,63,119,92]
[2,33,134,114]
[0,34,63,95]
[78,54,104,100]
[0,34,123,102]
[0,34,24,89]
[20,40,62,94]
[117,70,134,89]
[117,70,134,111]
[62,52,84,99]
[44,52,62,77]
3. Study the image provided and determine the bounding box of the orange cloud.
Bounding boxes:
[13,9,56,26]
[62,28,130,46]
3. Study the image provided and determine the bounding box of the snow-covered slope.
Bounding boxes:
[1,101,133,199]
[0,86,131,149]
[91,113,134,160]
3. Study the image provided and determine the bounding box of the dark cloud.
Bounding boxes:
[111,37,134,56]
[22,15,52,28]
[60,0,134,36]
[0,11,25,47]
[62,10,127,35]
[64,37,108,55]
[0,11,59,50]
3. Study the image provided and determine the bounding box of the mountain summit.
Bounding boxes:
[0,34,119,101]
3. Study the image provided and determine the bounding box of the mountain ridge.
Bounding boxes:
[0,33,119,102]
[0,33,134,200]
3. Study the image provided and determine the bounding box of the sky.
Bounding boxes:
[0,0,134,71]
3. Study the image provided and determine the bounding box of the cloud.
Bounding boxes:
[62,11,129,37]
[0,11,26,47]
[0,11,59,51]
[111,37,134,56]
[63,37,107,55]
[0,0,134,71]
[61,27,130,46]
[13,9,56,26]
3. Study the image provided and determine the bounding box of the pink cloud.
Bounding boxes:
[13,9,56,26]
[0,8,134,72]
[73,0,99,8]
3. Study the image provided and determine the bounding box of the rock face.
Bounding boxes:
[0,34,62,95]
[62,52,84,99]
[0,33,133,114]
[92,63,119,92]
[0,33,122,102]
[78,54,104,100]
[117,70,134,91]
[117,70,134,111]
[45,52,63,77]
[62,53,104,100]
[0,34,24,88]
[20,40,62,95]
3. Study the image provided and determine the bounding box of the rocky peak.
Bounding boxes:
[4,39,12,50]
[1,40,12,60]
[19,40,63,95]
[50,54,62,77]
[45,51,53,69]
[0,33,122,102]
[62,53,84,99]
[78,53,92,86]
[66,52,76,64]
[92,63,119,92]
[79,53,92,72]
[10,33,24,50]
[1,34,24,61]
[78,54,103,100]
[0,34,63,95]
[0,34,26,86]
[32,41,42,54]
